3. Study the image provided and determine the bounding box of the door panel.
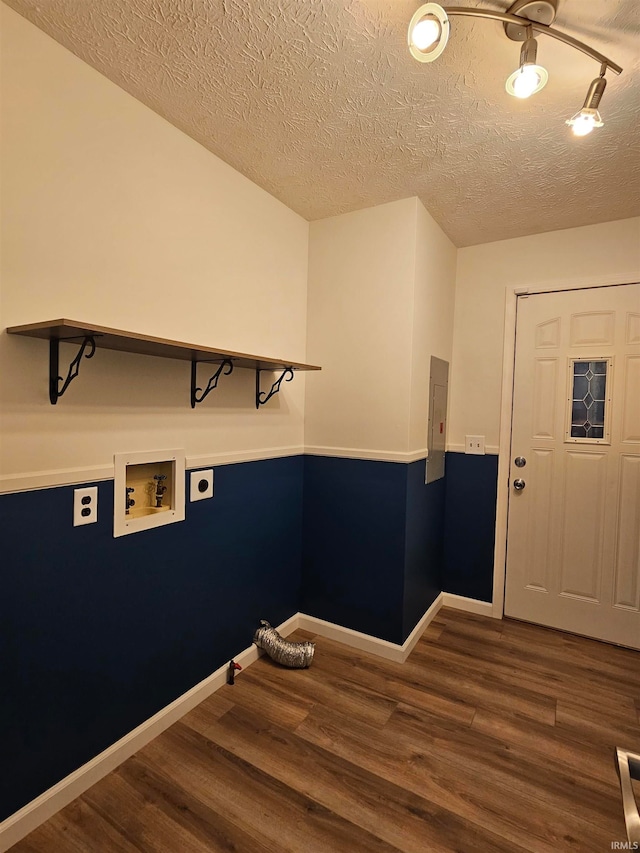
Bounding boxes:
[535,317,561,348]
[524,449,554,592]
[559,451,606,602]
[532,359,558,438]
[505,283,640,648]
[569,311,615,346]
[622,356,640,442]
[614,456,640,611]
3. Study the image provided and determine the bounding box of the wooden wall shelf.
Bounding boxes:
[7,319,321,407]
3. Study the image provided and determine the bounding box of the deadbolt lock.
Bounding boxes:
[515,456,526,468]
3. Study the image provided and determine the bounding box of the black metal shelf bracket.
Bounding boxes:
[49,335,96,404]
[191,359,234,408]
[256,367,294,409]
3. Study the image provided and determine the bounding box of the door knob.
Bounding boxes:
[513,478,526,491]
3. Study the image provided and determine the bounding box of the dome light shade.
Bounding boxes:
[506,64,548,98]
[408,3,449,63]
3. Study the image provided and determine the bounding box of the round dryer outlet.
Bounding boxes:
[190,469,214,501]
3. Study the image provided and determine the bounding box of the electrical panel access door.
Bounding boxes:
[426,356,449,484]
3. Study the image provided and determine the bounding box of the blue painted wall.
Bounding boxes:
[301,456,407,644]
[0,456,303,822]
[442,452,499,603]
[403,461,445,639]
[301,456,443,645]
[0,450,499,822]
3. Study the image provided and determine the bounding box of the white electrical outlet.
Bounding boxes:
[190,469,214,502]
[465,435,485,455]
[74,486,98,526]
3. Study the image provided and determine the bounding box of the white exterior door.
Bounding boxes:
[504,283,640,649]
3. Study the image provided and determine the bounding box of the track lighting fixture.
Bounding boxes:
[407,2,622,135]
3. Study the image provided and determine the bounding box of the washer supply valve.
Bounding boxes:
[153,474,167,508]
[125,487,135,515]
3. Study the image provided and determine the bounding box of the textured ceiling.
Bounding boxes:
[5,0,640,245]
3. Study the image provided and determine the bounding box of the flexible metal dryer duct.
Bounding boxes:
[253,620,315,668]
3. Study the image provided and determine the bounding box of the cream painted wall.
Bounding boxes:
[0,4,3,337]
[305,198,416,456]
[0,7,309,487]
[305,196,456,458]
[408,199,457,454]
[5,6,634,483]
[448,217,640,452]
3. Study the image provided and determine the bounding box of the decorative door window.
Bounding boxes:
[566,358,612,443]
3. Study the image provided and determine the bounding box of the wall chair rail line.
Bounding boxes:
[6,319,321,408]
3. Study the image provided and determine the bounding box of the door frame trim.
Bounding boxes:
[492,273,640,619]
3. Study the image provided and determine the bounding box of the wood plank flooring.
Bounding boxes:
[11,608,640,852]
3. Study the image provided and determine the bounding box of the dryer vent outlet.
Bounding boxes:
[190,469,214,502]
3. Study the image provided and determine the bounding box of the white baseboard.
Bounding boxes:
[0,614,300,853]
[442,592,495,617]
[0,599,448,851]
[298,593,443,664]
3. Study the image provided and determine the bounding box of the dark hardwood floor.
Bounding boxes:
[12,608,639,852]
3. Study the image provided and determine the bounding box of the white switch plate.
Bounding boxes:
[465,435,485,455]
[74,486,98,526]
[190,469,214,501]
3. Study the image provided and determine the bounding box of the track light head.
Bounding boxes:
[505,34,548,98]
[408,3,449,63]
[566,73,607,136]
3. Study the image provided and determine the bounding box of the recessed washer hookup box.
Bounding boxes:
[114,449,185,537]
